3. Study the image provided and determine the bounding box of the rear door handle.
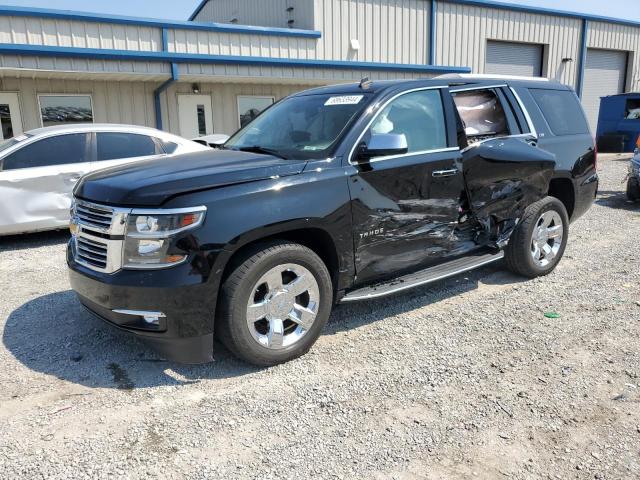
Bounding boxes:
[432,168,459,178]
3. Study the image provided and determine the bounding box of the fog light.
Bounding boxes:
[113,309,167,327]
[142,314,162,326]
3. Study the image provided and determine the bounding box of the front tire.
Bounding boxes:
[505,196,569,278]
[217,241,333,366]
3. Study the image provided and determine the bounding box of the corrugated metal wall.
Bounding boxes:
[191,0,430,64]
[166,29,318,60]
[0,15,161,51]
[193,0,315,30]
[436,1,582,88]
[312,0,430,64]
[179,62,435,84]
[0,55,170,79]
[0,77,157,130]
[587,21,640,91]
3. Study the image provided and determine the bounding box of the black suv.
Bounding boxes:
[68,76,598,366]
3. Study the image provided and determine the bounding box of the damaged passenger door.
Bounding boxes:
[348,87,466,284]
[451,85,555,244]
[0,133,92,235]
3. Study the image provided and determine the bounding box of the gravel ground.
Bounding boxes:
[1,154,639,480]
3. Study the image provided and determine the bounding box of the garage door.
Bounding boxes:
[486,41,543,77]
[582,48,628,132]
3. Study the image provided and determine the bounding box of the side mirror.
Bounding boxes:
[358,133,408,160]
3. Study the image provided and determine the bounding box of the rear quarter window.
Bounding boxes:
[529,88,590,136]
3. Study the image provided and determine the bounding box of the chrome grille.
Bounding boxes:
[75,202,114,231]
[76,236,109,270]
[72,199,130,274]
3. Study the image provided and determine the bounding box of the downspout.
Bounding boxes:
[430,0,437,66]
[576,18,588,99]
[154,27,178,131]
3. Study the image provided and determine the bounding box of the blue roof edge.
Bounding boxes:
[188,0,209,21]
[445,0,640,29]
[0,43,472,74]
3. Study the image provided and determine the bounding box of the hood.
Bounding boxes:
[74,150,307,206]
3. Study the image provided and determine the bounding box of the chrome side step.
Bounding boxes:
[340,251,504,303]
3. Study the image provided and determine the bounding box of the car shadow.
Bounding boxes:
[0,229,70,252]
[3,262,514,390]
[595,189,639,211]
[3,290,260,390]
[323,261,518,335]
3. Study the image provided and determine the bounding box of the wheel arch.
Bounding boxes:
[216,222,347,298]
[547,176,575,220]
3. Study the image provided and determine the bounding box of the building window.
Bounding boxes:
[197,104,207,135]
[237,96,275,128]
[0,104,13,139]
[38,95,94,127]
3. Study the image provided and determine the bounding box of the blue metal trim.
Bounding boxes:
[0,43,472,74]
[443,0,640,29]
[430,0,437,65]
[189,0,209,21]
[0,5,322,38]
[577,19,589,99]
[161,27,169,52]
[154,64,179,131]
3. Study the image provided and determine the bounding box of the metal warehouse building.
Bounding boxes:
[0,0,639,141]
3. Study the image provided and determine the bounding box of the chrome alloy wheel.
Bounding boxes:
[246,263,320,350]
[530,210,564,268]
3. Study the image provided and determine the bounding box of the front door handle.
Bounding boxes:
[432,168,459,178]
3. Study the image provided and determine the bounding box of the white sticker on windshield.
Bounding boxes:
[324,95,364,106]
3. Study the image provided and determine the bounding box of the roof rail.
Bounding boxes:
[436,73,551,82]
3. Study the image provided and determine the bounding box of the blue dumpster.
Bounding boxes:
[596,93,640,153]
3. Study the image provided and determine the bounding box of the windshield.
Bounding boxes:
[224,93,372,159]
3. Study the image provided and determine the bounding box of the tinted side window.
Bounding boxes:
[160,140,179,154]
[2,134,89,170]
[530,88,590,136]
[369,89,447,153]
[96,133,159,161]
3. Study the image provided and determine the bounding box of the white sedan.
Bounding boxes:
[0,124,209,236]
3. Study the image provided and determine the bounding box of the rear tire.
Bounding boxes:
[217,241,333,367]
[505,196,569,278]
[627,177,640,202]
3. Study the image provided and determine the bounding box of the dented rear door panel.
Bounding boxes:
[462,136,556,226]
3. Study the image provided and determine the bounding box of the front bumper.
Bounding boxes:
[67,242,218,363]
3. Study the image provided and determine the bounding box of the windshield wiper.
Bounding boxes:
[236,146,289,160]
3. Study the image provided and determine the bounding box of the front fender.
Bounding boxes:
[163,165,355,292]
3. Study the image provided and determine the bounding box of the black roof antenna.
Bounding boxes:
[359,76,372,90]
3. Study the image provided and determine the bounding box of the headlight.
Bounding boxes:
[69,199,79,236]
[123,207,206,269]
